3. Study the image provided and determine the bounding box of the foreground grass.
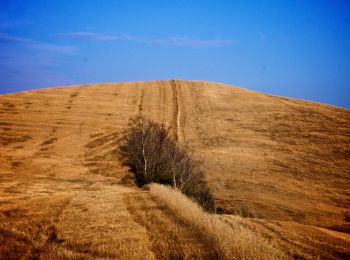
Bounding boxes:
[0,179,288,259]
[0,183,156,259]
[149,183,289,260]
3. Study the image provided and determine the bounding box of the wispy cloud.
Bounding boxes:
[57,32,141,42]
[58,32,237,48]
[0,32,76,54]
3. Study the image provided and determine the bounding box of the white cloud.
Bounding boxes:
[58,31,237,48]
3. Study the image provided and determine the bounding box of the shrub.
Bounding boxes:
[118,115,215,212]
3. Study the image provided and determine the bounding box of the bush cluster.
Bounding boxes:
[118,115,215,212]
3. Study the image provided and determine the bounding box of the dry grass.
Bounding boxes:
[0,182,156,259]
[0,80,349,258]
[149,183,288,259]
[222,215,350,259]
[0,179,221,259]
[123,188,216,259]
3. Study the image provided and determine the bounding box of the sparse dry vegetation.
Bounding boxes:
[0,80,349,259]
[0,184,157,259]
[119,115,215,211]
[149,183,288,259]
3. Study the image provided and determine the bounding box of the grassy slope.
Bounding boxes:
[0,80,349,258]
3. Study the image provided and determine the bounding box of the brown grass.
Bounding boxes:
[0,180,222,259]
[123,188,216,259]
[149,183,288,259]
[0,182,156,259]
[222,215,350,259]
[0,80,349,258]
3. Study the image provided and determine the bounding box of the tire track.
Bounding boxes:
[158,81,164,121]
[171,80,183,142]
[138,88,145,116]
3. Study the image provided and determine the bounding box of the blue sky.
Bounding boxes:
[0,0,349,108]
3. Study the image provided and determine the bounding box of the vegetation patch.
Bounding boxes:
[41,138,57,146]
[11,162,21,168]
[2,102,15,109]
[70,92,79,98]
[0,135,32,146]
[119,116,215,212]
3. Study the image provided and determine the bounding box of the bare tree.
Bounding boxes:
[118,115,215,212]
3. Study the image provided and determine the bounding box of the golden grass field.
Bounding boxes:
[0,80,349,259]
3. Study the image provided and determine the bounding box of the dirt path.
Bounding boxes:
[138,87,145,115]
[171,80,183,143]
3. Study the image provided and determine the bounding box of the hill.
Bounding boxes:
[0,80,349,259]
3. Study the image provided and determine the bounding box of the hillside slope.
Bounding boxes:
[0,80,349,258]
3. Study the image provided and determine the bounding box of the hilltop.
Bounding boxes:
[0,80,349,259]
